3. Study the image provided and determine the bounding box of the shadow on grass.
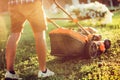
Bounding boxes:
[45,56,95,80]
[20,56,94,80]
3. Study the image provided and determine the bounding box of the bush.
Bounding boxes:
[0,15,8,69]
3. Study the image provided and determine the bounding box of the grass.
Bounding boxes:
[0,10,120,80]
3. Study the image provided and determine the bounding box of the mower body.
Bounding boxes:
[49,28,92,58]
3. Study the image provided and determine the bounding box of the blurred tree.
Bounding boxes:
[112,0,120,6]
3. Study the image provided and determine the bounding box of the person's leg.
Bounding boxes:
[33,31,54,78]
[33,31,46,72]
[6,33,21,71]
[27,0,47,72]
[27,0,54,77]
[6,3,26,73]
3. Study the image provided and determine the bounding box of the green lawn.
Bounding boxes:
[0,10,120,80]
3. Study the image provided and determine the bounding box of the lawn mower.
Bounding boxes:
[47,0,111,59]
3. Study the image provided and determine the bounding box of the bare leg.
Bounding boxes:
[6,33,21,71]
[33,31,46,72]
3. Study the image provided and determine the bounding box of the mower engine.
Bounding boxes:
[88,39,111,58]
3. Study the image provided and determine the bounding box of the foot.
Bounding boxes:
[5,71,22,80]
[38,69,54,78]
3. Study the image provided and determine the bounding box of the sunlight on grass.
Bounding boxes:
[0,10,120,80]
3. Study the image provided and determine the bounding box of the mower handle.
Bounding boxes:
[53,0,91,35]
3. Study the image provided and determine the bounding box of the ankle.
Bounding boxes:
[9,70,15,74]
[42,69,47,73]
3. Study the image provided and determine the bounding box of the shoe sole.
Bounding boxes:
[5,78,18,80]
[5,78,22,80]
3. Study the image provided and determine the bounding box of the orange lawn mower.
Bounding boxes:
[47,0,111,59]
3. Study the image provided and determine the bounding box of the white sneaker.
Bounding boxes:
[5,71,22,80]
[38,69,55,78]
